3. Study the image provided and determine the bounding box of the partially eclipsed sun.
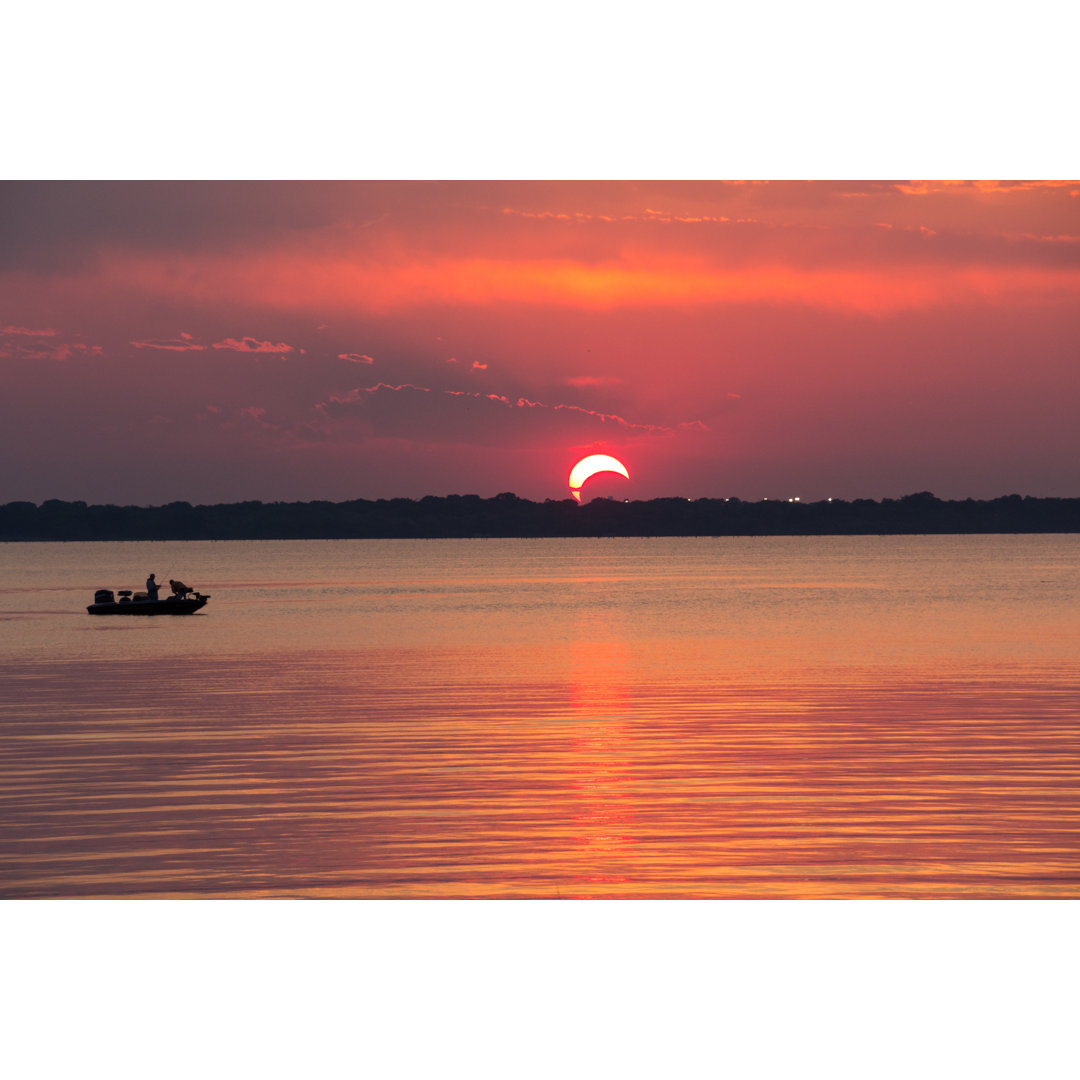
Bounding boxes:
[569,454,630,502]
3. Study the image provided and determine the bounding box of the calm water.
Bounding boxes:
[1,535,1078,898]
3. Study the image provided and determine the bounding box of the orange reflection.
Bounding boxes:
[565,638,636,895]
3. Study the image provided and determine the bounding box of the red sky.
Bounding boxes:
[1,180,1077,505]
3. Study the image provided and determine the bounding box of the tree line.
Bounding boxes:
[2,491,1078,540]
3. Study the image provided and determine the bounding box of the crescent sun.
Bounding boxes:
[568,454,630,503]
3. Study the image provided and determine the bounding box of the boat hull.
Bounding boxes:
[87,596,209,615]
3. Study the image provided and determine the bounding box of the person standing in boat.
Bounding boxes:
[146,573,162,601]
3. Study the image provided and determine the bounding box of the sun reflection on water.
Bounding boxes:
[566,638,636,894]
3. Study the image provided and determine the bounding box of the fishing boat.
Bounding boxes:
[87,588,211,615]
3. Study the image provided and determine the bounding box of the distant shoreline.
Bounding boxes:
[2,492,1078,541]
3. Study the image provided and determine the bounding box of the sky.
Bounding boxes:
[1,179,1077,506]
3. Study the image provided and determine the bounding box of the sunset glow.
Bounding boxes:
[1,180,1078,505]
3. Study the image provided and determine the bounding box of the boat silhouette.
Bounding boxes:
[87,587,210,615]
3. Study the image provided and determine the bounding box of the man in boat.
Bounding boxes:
[169,578,193,599]
[146,573,162,601]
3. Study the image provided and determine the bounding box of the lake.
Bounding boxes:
[1,535,1078,898]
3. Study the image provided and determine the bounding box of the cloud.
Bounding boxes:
[0,339,102,361]
[132,337,207,351]
[212,336,293,353]
[566,375,625,388]
[499,206,733,225]
[50,343,103,360]
[311,381,707,448]
[0,180,398,271]
[895,180,1080,197]
[873,222,938,237]
[339,353,374,363]
[4,181,1077,281]
[78,239,1080,321]
[1,323,58,337]
[471,361,488,370]
[134,332,297,355]
[239,406,275,427]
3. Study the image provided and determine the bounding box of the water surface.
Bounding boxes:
[1,535,1077,898]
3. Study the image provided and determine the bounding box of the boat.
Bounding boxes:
[87,588,211,615]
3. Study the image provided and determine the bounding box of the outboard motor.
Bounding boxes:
[94,589,115,605]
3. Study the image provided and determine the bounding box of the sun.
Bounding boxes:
[568,454,630,502]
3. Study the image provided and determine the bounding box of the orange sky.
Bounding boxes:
[1,180,1077,504]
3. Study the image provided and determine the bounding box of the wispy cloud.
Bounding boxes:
[212,336,293,353]
[132,336,207,351]
[895,180,1080,197]
[1,323,58,337]
[500,206,735,225]
[566,375,625,388]
[96,245,1080,319]
[339,353,375,363]
[314,381,707,444]
[1,339,102,361]
[132,333,295,354]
